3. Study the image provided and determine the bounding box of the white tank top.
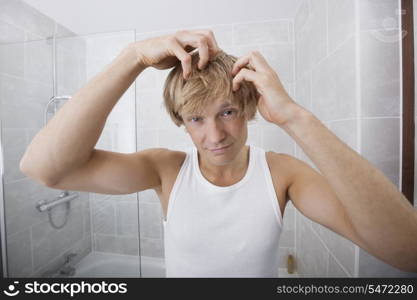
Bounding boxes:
[162,144,283,277]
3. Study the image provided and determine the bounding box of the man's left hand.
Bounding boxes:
[231,51,300,126]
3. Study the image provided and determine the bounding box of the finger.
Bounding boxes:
[196,36,209,69]
[177,30,218,69]
[193,29,220,56]
[231,51,268,76]
[175,32,209,72]
[232,68,258,92]
[170,37,193,79]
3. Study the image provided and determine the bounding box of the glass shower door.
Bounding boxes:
[0,29,142,278]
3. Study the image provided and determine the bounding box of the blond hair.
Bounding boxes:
[162,49,259,127]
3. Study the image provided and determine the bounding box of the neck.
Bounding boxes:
[198,145,250,179]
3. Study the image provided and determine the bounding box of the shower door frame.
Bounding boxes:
[0,120,7,278]
[402,0,415,205]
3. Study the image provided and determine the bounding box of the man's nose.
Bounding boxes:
[206,120,226,144]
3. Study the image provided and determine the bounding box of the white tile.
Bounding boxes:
[311,36,356,122]
[327,0,356,53]
[233,20,290,46]
[361,118,400,187]
[360,30,400,117]
[359,0,400,30]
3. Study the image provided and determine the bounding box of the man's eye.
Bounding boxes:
[223,110,235,117]
[191,117,201,122]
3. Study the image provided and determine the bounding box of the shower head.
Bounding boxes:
[44,95,72,126]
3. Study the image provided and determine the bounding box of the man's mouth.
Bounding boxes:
[209,144,232,153]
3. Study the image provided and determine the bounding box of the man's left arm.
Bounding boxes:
[279,103,417,272]
[231,50,417,273]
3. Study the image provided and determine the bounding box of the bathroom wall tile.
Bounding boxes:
[86,31,134,63]
[294,0,309,35]
[32,204,84,271]
[191,24,234,47]
[295,72,311,111]
[137,90,164,130]
[110,123,136,153]
[56,58,81,96]
[140,237,164,258]
[327,119,358,152]
[247,124,262,147]
[92,201,116,235]
[135,29,176,42]
[139,201,162,239]
[0,0,56,38]
[296,215,328,276]
[261,125,296,156]
[55,23,76,39]
[358,248,416,277]
[260,43,294,84]
[138,189,160,205]
[4,179,51,236]
[2,128,26,165]
[90,195,113,213]
[56,36,86,61]
[233,20,290,45]
[328,252,350,277]
[56,37,86,96]
[24,38,53,86]
[82,196,91,234]
[95,234,139,256]
[361,118,400,187]
[311,36,356,122]
[136,67,159,91]
[278,247,295,269]
[3,156,29,183]
[252,109,270,127]
[95,127,112,151]
[34,232,91,277]
[359,0,399,30]
[279,226,294,248]
[295,0,327,78]
[1,74,52,129]
[157,102,181,131]
[232,44,262,58]
[296,145,317,172]
[158,127,193,151]
[0,19,25,44]
[0,42,24,77]
[85,57,111,82]
[138,128,159,150]
[108,87,135,124]
[360,30,400,117]
[312,223,355,276]
[327,0,356,53]
[7,228,33,277]
[116,200,139,236]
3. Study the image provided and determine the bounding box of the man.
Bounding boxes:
[20,29,417,277]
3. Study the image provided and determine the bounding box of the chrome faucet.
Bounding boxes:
[59,253,77,276]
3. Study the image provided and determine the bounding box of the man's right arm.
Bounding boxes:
[20,29,220,193]
[20,43,146,186]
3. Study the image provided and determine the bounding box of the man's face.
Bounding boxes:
[182,98,248,167]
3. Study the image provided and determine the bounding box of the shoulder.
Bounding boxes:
[264,151,306,186]
[147,148,187,181]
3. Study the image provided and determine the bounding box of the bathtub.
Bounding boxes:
[70,251,298,278]
[73,252,165,278]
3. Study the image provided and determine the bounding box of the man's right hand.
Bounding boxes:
[131,29,221,79]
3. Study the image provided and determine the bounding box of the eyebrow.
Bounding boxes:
[218,102,233,109]
[185,102,236,119]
